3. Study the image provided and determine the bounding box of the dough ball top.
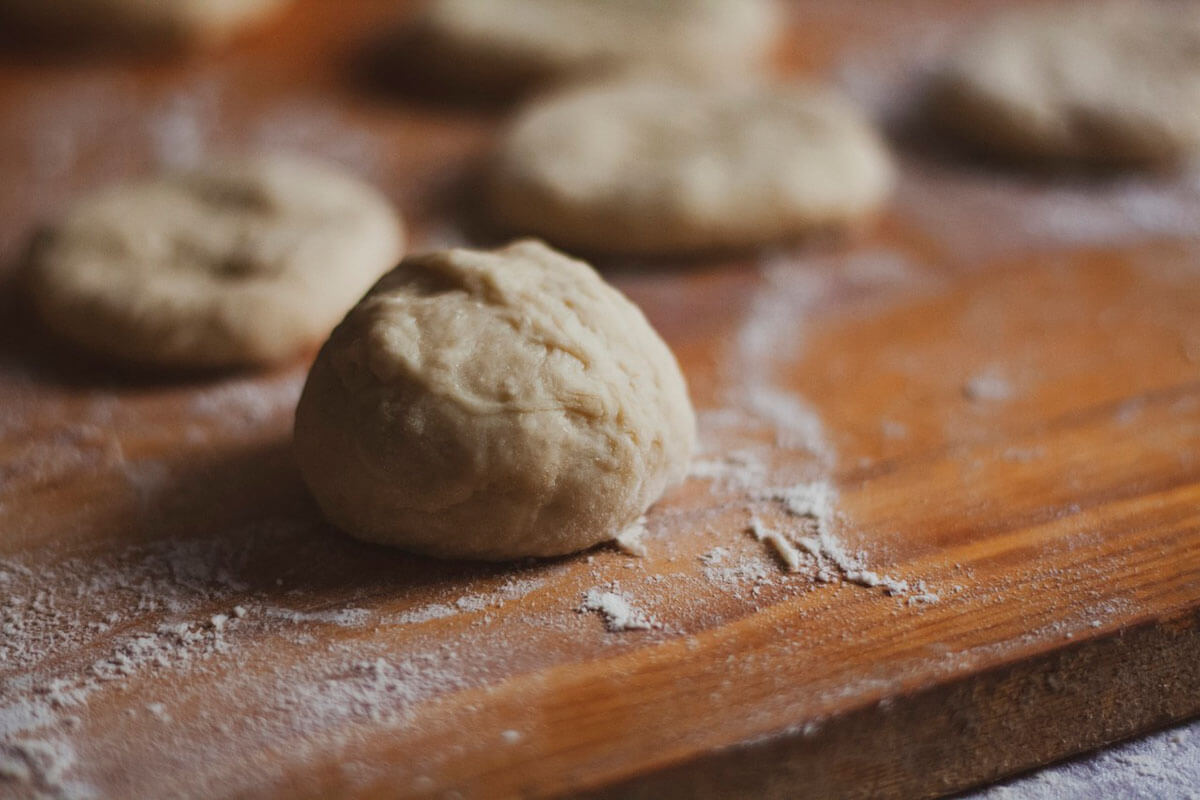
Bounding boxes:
[338,242,661,419]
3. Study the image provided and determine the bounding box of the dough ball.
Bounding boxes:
[0,0,291,48]
[405,0,780,95]
[930,2,1200,165]
[27,155,404,369]
[294,240,696,561]
[487,80,895,255]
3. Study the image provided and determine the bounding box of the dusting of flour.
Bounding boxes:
[695,251,934,601]
[580,586,659,632]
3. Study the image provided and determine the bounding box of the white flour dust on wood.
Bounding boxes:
[383,578,545,626]
[729,255,838,461]
[963,366,1015,403]
[694,252,935,601]
[613,517,649,558]
[0,526,556,797]
[756,482,914,595]
[0,738,80,799]
[579,585,660,632]
[748,517,804,572]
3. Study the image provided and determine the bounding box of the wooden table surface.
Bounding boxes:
[3,1,1200,798]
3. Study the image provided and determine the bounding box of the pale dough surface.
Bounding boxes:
[410,0,780,93]
[0,0,291,46]
[294,240,696,561]
[487,81,895,255]
[932,2,1200,165]
[28,155,404,369]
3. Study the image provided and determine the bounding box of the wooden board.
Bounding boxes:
[3,1,1200,798]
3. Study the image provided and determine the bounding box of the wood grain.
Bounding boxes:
[2,1,1200,798]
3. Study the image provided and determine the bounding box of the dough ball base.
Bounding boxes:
[27,155,404,369]
[406,0,780,95]
[487,81,895,255]
[293,240,696,561]
[930,2,1200,166]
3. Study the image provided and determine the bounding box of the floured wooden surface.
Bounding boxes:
[3,1,1200,798]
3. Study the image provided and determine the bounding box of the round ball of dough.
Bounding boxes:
[930,2,1200,165]
[293,240,696,561]
[487,81,895,255]
[407,0,780,94]
[27,155,405,369]
[0,0,291,48]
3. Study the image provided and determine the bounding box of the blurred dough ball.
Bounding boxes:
[27,155,404,369]
[487,81,895,255]
[0,0,291,48]
[930,2,1200,165]
[407,0,781,94]
[294,240,696,561]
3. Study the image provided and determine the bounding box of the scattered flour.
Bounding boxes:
[614,518,648,558]
[579,587,659,632]
[753,482,917,597]
[307,656,467,725]
[728,255,839,462]
[385,578,544,626]
[748,517,804,572]
[0,738,80,799]
[0,529,552,795]
[389,603,459,625]
[964,367,1015,403]
[744,389,833,456]
[262,607,371,627]
[690,250,936,601]
[701,558,777,597]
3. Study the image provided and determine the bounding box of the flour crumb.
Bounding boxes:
[390,603,459,625]
[756,482,915,595]
[500,729,522,744]
[699,547,730,565]
[704,558,776,596]
[389,578,543,625]
[0,739,76,796]
[263,607,370,627]
[758,481,838,525]
[614,518,648,558]
[964,368,1014,402]
[580,586,658,632]
[748,517,804,572]
[907,591,941,606]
